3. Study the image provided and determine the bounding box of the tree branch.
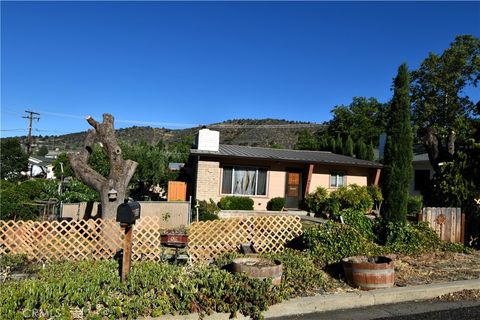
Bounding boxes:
[68,153,107,191]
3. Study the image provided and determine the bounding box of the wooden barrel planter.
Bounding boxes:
[342,256,394,290]
[231,257,283,285]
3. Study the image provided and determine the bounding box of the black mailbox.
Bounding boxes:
[116,201,141,225]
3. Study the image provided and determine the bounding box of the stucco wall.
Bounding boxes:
[308,165,370,193]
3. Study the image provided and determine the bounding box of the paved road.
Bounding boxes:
[270,299,480,320]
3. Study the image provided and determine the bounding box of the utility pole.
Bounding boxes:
[23,110,40,154]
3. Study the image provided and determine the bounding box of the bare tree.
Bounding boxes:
[68,114,138,220]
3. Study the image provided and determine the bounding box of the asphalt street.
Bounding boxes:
[270,299,480,320]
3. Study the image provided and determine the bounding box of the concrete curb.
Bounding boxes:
[144,278,480,320]
[264,278,480,318]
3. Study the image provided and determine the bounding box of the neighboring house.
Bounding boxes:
[27,156,56,179]
[410,152,434,196]
[188,129,382,210]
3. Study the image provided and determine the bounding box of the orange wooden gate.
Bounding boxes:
[167,181,187,201]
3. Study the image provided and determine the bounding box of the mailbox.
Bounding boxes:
[116,201,141,225]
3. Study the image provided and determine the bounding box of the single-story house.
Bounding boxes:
[27,156,56,179]
[187,129,382,210]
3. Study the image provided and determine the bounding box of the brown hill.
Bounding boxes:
[11,119,326,152]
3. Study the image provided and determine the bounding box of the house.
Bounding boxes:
[188,129,382,210]
[27,156,56,179]
[410,152,434,196]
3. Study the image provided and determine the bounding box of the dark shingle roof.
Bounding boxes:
[191,145,382,168]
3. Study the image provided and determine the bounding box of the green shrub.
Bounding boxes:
[385,221,441,254]
[302,221,383,265]
[407,195,423,217]
[304,187,329,215]
[336,208,376,241]
[267,197,285,211]
[197,199,220,221]
[0,254,29,272]
[264,249,326,296]
[0,259,281,319]
[218,196,254,210]
[329,184,374,215]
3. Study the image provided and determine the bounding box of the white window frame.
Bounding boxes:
[221,166,268,196]
[330,171,346,188]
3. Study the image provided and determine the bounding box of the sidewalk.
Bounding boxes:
[146,278,480,320]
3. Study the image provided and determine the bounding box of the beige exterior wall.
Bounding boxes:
[194,156,376,210]
[308,165,370,193]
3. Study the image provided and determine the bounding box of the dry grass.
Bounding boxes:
[324,250,480,293]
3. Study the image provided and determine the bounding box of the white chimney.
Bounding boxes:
[196,128,220,151]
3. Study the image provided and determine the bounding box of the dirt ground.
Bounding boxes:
[324,250,480,293]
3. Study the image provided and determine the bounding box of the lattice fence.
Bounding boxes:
[0,215,303,263]
[187,215,303,262]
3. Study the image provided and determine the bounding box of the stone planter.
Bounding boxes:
[231,256,283,285]
[342,255,394,290]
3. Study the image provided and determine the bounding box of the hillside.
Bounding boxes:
[10,119,326,152]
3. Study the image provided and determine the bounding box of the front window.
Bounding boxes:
[222,166,267,196]
[330,171,346,188]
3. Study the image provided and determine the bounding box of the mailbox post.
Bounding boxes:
[116,200,141,282]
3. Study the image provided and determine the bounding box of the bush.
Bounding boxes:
[197,199,220,221]
[265,249,326,296]
[0,260,279,319]
[328,185,374,215]
[218,196,254,210]
[0,180,40,220]
[384,221,441,254]
[407,195,423,217]
[304,187,329,215]
[336,208,376,241]
[267,197,285,211]
[301,221,383,265]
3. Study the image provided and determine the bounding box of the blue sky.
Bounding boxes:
[1,1,479,138]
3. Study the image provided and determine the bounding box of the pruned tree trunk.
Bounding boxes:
[422,128,456,175]
[68,114,138,220]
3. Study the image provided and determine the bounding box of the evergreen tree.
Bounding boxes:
[327,136,335,152]
[355,139,368,160]
[343,135,354,156]
[334,135,343,154]
[381,64,413,224]
[367,142,375,161]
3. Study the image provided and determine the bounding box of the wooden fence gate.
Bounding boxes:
[419,207,465,243]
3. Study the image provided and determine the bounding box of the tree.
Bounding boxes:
[68,114,138,220]
[0,138,29,181]
[411,35,480,173]
[367,142,375,161]
[343,135,354,156]
[355,139,368,160]
[334,135,343,154]
[382,64,413,224]
[37,146,49,156]
[328,97,388,146]
[295,130,317,150]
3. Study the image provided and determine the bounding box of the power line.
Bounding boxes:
[22,110,40,154]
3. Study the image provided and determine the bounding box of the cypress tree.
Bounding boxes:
[367,142,375,161]
[344,135,354,156]
[335,135,343,154]
[356,139,368,160]
[381,63,413,224]
[327,136,336,152]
